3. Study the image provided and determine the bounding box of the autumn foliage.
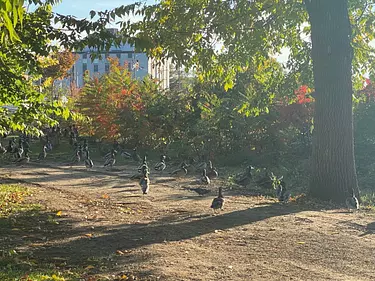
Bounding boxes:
[75,58,162,144]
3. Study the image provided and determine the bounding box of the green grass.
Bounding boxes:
[0,184,41,218]
[360,190,375,209]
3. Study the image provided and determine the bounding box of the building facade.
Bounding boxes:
[65,36,170,90]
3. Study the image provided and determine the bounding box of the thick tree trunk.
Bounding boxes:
[305,0,359,202]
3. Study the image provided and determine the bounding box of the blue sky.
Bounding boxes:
[53,0,155,18]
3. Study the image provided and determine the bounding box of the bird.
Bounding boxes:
[0,142,6,154]
[71,150,81,163]
[235,165,254,187]
[154,155,166,172]
[200,169,211,185]
[139,168,150,194]
[15,151,30,166]
[14,144,24,159]
[138,155,149,173]
[84,150,94,169]
[131,164,149,180]
[188,187,210,196]
[38,145,48,160]
[104,149,117,160]
[195,161,207,172]
[121,150,132,158]
[346,190,359,210]
[104,151,116,169]
[276,180,291,203]
[211,186,225,213]
[206,160,218,179]
[170,162,188,176]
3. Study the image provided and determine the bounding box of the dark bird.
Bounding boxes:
[15,151,30,166]
[211,186,225,213]
[71,150,81,163]
[104,149,117,160]
[207,160,218,179]
[154,155,167,172]
[132,164,149,180]
[38,145,48,160]
[170,162,188,176]
[84,150,94,169]
[276,180,291,203]
[346,190,359,210]
[0,142,6,154]
[235,165,254,187]
[138,155,149,173]
[104,151,116,168]
[139,168,150,194]
[200,169,210,185]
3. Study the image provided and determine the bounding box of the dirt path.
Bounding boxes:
[1,163,375,281]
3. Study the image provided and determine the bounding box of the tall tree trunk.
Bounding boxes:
[305,0,359,202]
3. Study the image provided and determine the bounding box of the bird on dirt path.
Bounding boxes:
[170,162,188,176]
[200,169,210,185]
[207,160,218,180]
[276,180,291,203]
[104,150,116,169]
[211,186,225,214]
[15,151,30,166]
[346,190,359,210]
[38,145,48,160]
[235,165,254,187]
[84,150,94,169]
[154,155,167,173]
[140,167,150,195]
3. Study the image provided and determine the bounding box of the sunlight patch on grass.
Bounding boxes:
[0,184,41,217]
[361,191,375,209]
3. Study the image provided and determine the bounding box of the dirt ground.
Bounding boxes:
[1,162,375,281]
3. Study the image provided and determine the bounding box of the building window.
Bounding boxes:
[105,63,109,72]
[82,63,87,73]
[94,64,99,72]
[128,62,132,72]
[116,53,121,59]
[82,53,87,59]
[127,52,132,59]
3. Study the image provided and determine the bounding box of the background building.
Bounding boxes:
[64,29,170,90]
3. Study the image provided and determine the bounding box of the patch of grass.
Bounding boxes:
[360,190,375,208]
[0,184,124,281]
[0,266,81,281]
[0,184,41,218]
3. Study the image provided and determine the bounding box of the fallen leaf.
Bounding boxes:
[56,211,62,216]
[85,265,95,270]
[297,241,306,244]
[102,194,110,199]
[85,233,93,238]
[116,250,125,255]
[120,274,128,280]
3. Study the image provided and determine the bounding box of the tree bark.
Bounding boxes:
[305,0,359,202]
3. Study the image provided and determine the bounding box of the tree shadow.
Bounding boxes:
[359,221,375,236]
[28,202,310,264]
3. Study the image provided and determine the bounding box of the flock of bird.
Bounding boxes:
[0,125,359,211]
